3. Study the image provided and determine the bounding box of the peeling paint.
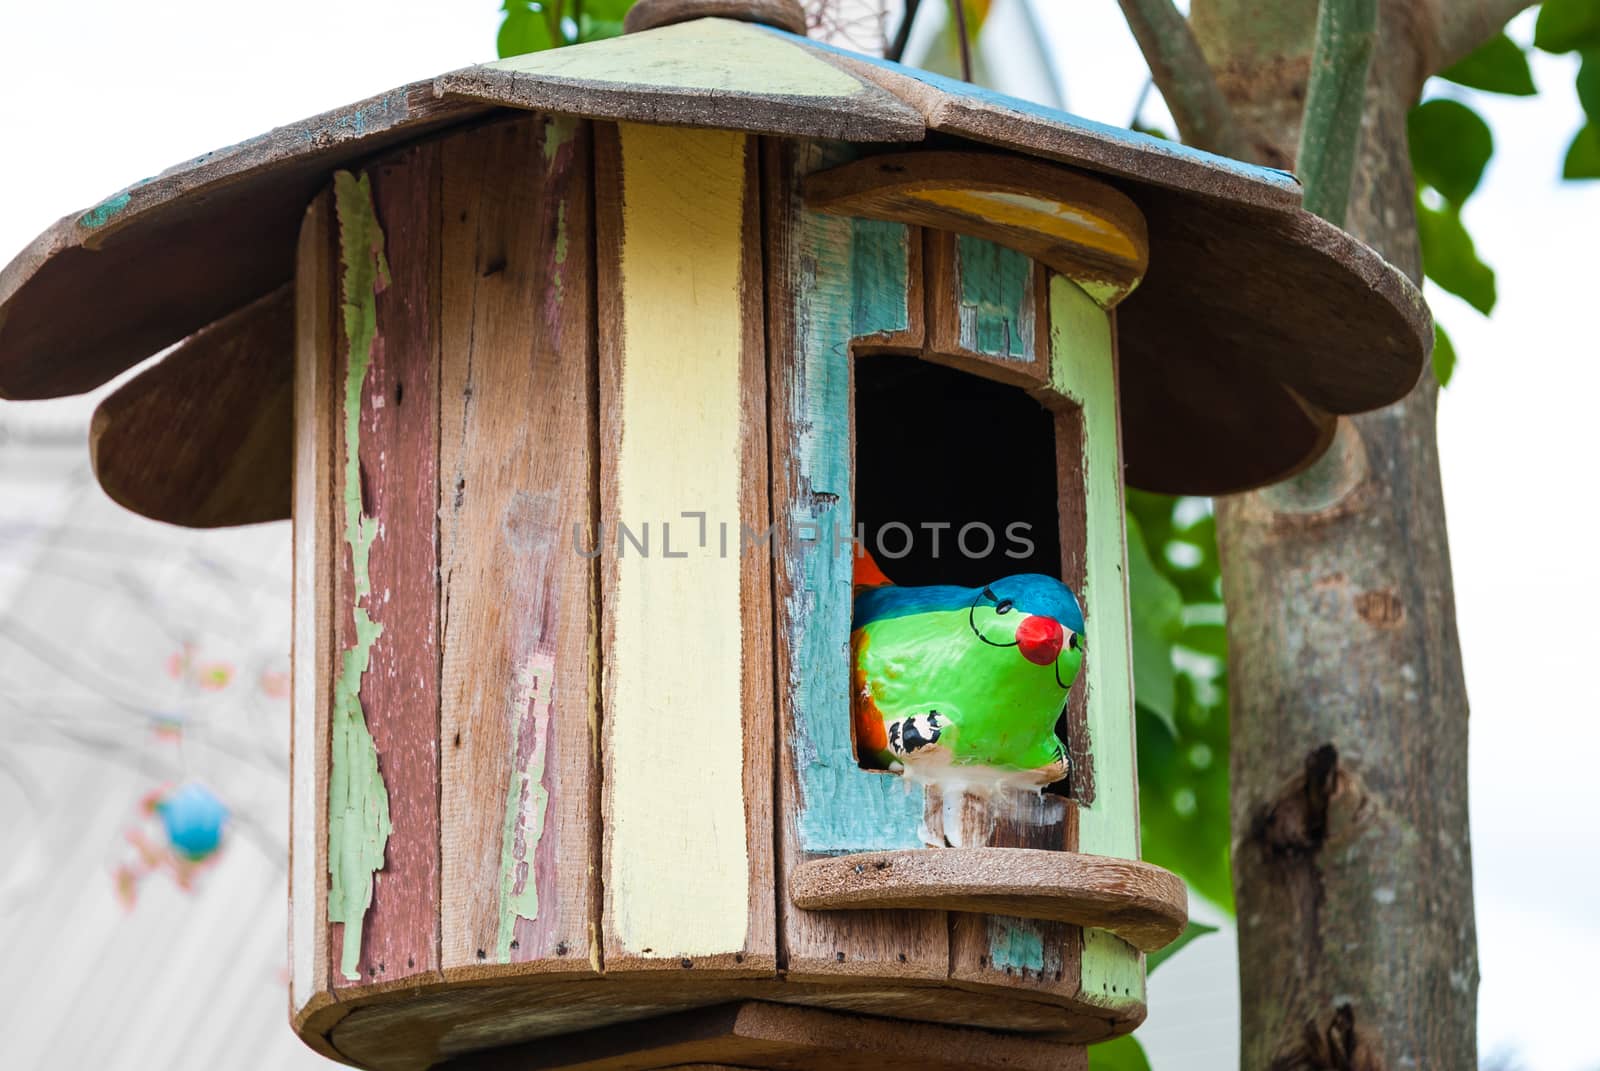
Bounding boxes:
[327,169,394,982]
[496,651,555,962]
[79,191,132,229]
[989,923,1046,973]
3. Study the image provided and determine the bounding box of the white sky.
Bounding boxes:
[0,2,1594,1069]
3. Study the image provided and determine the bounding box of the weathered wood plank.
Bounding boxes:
[791,848,1186,952]
[437,115,599,980]
[90,287,294,528]
[767,138,946,983]
[291,191,337,1031]
[1048,275,1145,1012]
[326,147,443,992]
[434,19,925,145]
[596,122,773,972]
[924,230,1049,389]
[441,1000,1088,1071]
[0,86,478,401]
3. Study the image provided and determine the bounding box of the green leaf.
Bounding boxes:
[498,3,554,57]
[1579,50,1600,125]
[1441,33,1536,95]
[1415,199,1497,313]
[1127,513,1183,736]
[1432,323,1457,387]
[1564,122,1600,178]
[1408,99,1494,205]
[1535,0,1600,53]
[1089,1035,1152,1071]
[1147,920,1220,974]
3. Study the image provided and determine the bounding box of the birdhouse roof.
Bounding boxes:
[0,16,1429,522]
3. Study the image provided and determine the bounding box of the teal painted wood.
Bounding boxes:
[788,144,925,855]
[955,235,1035,361]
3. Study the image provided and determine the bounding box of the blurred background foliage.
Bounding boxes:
[1413,0,1599,385]
[492,3,1597,1068]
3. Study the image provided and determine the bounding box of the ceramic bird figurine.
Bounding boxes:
[851,552,1085,793]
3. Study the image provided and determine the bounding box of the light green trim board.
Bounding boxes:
[1049,274,1144,1009]
[327,169,394,983]
[489,19,864,99]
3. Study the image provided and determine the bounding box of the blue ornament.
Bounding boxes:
[155,781,229,861]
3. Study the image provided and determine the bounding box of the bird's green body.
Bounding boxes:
[851,571,1085,790]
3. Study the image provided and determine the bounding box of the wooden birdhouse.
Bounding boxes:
[0,1,1428,1068]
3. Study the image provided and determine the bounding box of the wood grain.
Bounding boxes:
[90,286,294,527]
[0,85,477,401]
[806,152,1148,308]
[328,146,443,993]
[595,122,774,973]
[790,848,1186,953]
[323,972,1134,1069]
[436,116,599,980]
[766,138,947,984]
[1048,277,1147,1013]
[291,191,337,1030]
[440,1000,1088,1071]
[923,229,1050,390]
[433,20,925,146]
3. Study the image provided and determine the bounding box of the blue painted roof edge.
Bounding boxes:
[766,25,1302,196]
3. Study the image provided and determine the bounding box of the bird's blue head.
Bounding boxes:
[981,573,1085,635]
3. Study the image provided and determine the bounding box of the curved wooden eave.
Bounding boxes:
[90,287,293,528]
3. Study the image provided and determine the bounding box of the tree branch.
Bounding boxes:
[1432,0,1537,75]
[1116,0,1246,158]
[1297,0,1378,226]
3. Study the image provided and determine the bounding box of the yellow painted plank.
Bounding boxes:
[605,123,752,960]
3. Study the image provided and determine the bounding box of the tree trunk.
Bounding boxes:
[1190,2,1478,1067]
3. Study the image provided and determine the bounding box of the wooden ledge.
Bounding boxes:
[790,848,1187,953]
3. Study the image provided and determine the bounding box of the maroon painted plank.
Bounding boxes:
[329,143,443,992]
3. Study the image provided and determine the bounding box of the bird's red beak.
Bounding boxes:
[1015,614,1064,666]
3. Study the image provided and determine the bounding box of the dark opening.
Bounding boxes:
[854,355,1061,588]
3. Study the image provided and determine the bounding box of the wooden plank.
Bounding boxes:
[790,848,1185,952]
[442,1000,1088,1071]
[436,115,600,980]
[766,138,946,984]
[806,152,1149,308]
[291,192,336,1030]
[327,972,1114,1068]
[89,287,294,528]
[923,230,1049,389]
[596,122,774,973]
[1047,275,1145,1013]
[795,40,1305,210]
[0,86,479,401]
[943,789,1084,1004]
[914,232,1067,1003]
[325,148,443,992]
[434,19,924,145]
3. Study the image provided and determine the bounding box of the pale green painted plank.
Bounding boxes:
[1048,273,1144,1009]
[489,19,864,98]
[327,170,393,982]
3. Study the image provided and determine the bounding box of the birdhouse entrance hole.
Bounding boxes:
[854,354,1061,587]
